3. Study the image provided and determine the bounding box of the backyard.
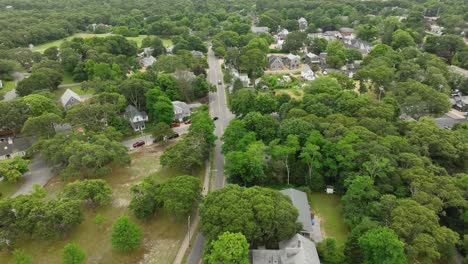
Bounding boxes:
[308,192,350,245]
[32,33,172,52]
[0,143,203,264]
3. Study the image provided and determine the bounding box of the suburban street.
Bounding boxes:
[183,46,234,264]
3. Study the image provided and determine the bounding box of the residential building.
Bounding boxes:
[139,56,157,67]
[343,38,373,56]
[280,188,314,239]
[283,53,300,69]
[251,26,270,34]
[0,80,3,88]
[166,45,175,54]
[61,89,82,110]
[0,136,33,160]
[450,94,468,112]
[172,101,201,122]
[298,17,308,31]
[124,105,148,132]
[251,234,321,264]
[277,28,290,39]
[301,64,315,81]
[191,50,204,57]
[430,25,445,35]
[305,52,320,65]
[319,52,328,65]
[339,27,354,36]
[268,55,285,71]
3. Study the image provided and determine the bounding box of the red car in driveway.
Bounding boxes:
[171,122,180,127]
[132,140,145,148]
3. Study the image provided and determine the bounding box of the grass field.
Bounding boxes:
[53,85,95,100]
[0,80,15,99]
[0,144,204,264]
[32,33,173,52]
[61,71,75,85]
[0,179,23,199]
[308,192,350,244]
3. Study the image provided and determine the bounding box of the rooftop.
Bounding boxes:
[60,89,81,107]
[280,188,313,233]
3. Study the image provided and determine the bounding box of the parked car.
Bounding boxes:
[213,117,219,121]
[167,133,180,140]
[184,119,191,124]
[218,80,222,85]
[133,140,145,148]
[171,122,180,127]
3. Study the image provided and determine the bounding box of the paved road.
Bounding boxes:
[12,157,54,197]
[184,47,234,264]
[121,124,190,149]
[58,82,82,88]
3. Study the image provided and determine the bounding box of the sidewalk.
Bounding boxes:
[172,160,211,264]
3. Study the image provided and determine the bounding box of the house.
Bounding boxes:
[319,52,328,65]
[277,28,290,39]
[298,17,308,31]
[305,53,320,65]
[251,26,270,34]
[275,39,285,50]
[251,234,321,264]
[140,56,157,67]
[191,50,204,57]
[143,47,154,57]
[0,136,33,161]
[268,55,285,71]
[61,89,82,110]
[124,105,148,132]
[339,27,354,36]
[430,25,444,35]
[435,115,468,129]
[0,80,3,89]
[166,45,175,54]
[280,188,314,239]
[172,101,201,122]
[301,65,315,81]
[239,74,251,87]
[283,54,300,69]
[450,94,468,112]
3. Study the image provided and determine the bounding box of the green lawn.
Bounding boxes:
[0,145,205,263]
[308,192,350,244]
[61,71,75,85]
[53,85,95,100]
[0,80,15,99]
[0,180,23,199]
[32,33,173,52]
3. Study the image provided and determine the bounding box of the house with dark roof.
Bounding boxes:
[0,136,33,160]
[172,101,201,122]
[268,55,285,71]
[124,105,148,132]
[280,188,315,239]
[339,27,354,36]
[305,53,320,65]
[60,89,82,110]
[283,54,301,69]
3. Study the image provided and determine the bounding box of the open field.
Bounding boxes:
[32,33,172,52]
[0,144,203,264]
[53,85,94,100]
[0,80,15,99]
[308,192,350,244]
[0,179,23,199]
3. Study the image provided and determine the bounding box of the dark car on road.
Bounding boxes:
[218,80,222,85]
[213,117,219,121]
[133,140,145,148]
[167,133,179,139]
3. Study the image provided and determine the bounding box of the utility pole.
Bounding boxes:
[188,215,191,247]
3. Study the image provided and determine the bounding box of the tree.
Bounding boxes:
[391,29,415,50]
[225,141,267,186]
[425,34,464,61]
[309,38,328,54]
[22,113,62,138]
[63,242,86,264]
[221,120,248,154]
[358,227,407,264]
[283,31,307,53]
[43,46,59,61]
[243,112,279,144]
[129,177,162,219]
[0,156,30,182]
[111,216,143,252]
[231,89,257,117]
[12,249,32,264]
[118,79,154,110]
[342,176,380,227]
[300,131,324,188]
[16,69,63,96]
[239,48,267,78]
[160,135,207,172]
[152,122,174,142]
[141,36,166,56]
[317,238,345,264]
[159,176,201,217]
[62,179,112,207]
[146,88,174,124]
[22,94,61,117]
[204,232,250,264]
[326,40,346,68]
[65,103,115,132]
[356,24,379,42]
[269,135,300,185]
[255,93,277,114]
[0,59,20,80]
[199,185,299,245]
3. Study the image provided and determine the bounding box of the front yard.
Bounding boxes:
[0,144,204,264]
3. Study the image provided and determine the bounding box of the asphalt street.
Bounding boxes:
[185,47,234,264]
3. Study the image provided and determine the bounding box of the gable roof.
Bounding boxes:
[280,188,313,233]
[0,136,33,157]
[60,89,81,107]
[286,53,300,61]
[125,105,147,120]
[298,17,307,23]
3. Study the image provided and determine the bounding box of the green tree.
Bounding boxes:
[204,232,250,264]
[309,38,328,54]
[317,238,345,264]
[0,156,30,182]
[300,131,324,188]
[269,135,300,185]
[12,249,31,264]
[231,89,257,117]
[255,92,277,114]
[152,122,174,142]
[391,29,415,50]
[283,31,307,53]
[221,120,248,154]
[22,113,62,138]
[62,179,112,207]
[22,94,61,117]
[239,48,266,78]
[62,242,86,264]
[146,88,174,124]
[0,59,20,80]
[358,227,407,264]
[326,41,346,68]
[129,177,162,219]
[342,176,380,227]
[159,176,201,217]
[118,78,154,110]
[225,141,267,186]
[243,112,279,144]
[111,216,143,252]
[356,24,379,42]
[141,36,166,56]
[160,135,207,172]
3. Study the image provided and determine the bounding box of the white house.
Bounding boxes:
[277,28,290,39]
[172,101,201,122]
[61,89,81,109]
[124,105,148,132]
[301,65,315,81]
[298,17,308,31]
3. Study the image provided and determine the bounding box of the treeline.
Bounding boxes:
[224,75,467,262]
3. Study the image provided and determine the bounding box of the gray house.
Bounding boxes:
[298,17,308,31]
[280,188,315,239]
[251,26,270,34]
[0,136,33,161]
[305,52,320,65]
[124,105,148,132]
[283,54,301,69]
[251,234,321,264]
[61,89,81,110]
[172,101,201,122]
[268,55,285,71]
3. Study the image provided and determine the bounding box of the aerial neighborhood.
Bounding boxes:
[0,0,467,264]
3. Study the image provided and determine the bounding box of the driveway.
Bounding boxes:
[12,157,54,197]
[121,124,190,149]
